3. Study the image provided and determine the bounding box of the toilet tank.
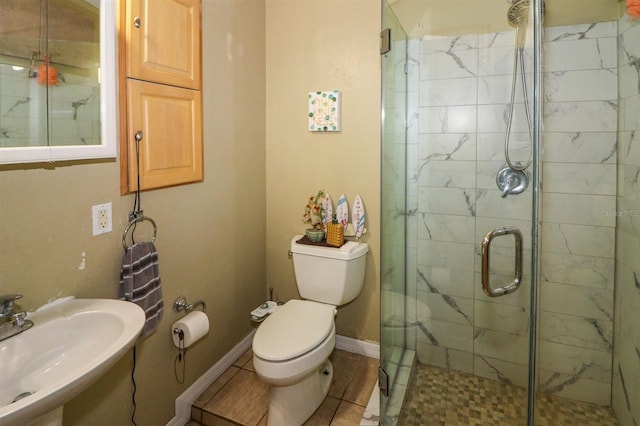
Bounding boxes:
[290,235,369,306]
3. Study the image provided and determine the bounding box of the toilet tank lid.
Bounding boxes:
[290,235,369,260]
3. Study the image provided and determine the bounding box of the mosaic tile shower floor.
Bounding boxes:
[399,363,619,426]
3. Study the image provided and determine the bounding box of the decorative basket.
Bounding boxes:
[326,223,344,247]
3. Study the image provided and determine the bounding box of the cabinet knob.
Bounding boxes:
[133,17,141,28]
[135,131,143,142]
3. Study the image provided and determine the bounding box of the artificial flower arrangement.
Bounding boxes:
[301,189,346,246]
[628,0,640,20]
[302,190,326,231]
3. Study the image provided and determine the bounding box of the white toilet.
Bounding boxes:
[252,235,369,425]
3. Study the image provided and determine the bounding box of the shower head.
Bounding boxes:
[507,0,529,27]
[508,0,530,49]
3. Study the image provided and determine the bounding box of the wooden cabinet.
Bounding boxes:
[126,0,201,89]
[126,80,202,190]
[119,0,203,193]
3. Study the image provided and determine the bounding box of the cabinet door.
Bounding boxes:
[127,79,203,190]
[126,0,201,89]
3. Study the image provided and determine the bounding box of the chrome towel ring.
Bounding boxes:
[122,214,157,251]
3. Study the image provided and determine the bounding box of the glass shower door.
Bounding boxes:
[407,29,535,425]
[379,1,410,424]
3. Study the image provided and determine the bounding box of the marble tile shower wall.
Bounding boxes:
[613,15,640,426]
[0,64,100,147]
[406,21,617,406]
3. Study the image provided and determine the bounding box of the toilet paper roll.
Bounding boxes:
[172,311,209,349]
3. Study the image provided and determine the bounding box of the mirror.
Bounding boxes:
[0,0,116,164]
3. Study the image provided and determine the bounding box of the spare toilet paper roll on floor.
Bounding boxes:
[172,311,209,348]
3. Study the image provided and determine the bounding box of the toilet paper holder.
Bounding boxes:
[173,296,206,313]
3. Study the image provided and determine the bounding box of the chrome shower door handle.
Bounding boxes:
[481,226,523,297]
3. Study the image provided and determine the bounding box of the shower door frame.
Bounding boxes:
[526,0,543,423]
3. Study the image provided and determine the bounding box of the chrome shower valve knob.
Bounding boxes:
[497,167,529,197]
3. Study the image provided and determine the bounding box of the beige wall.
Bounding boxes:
[265,0,382,343]
[0,1,266,424]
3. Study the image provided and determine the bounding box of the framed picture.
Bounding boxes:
[308,90,341,132]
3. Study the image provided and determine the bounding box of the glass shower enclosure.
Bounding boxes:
[380,0,637,424]
[379,0,411,421]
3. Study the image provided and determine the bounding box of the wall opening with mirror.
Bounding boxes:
[0,0,116,164]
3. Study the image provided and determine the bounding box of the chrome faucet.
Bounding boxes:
[0,294,33,342]
[0,294,22,318]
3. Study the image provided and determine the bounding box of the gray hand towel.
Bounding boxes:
[119,241,164,339]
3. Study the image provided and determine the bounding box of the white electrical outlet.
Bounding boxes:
[92,202,113,236]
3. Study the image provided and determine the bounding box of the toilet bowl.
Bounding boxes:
[252,235,368,425]
[253,299,336,425]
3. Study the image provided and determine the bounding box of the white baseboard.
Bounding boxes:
[166,332,380,425]
[335,335,380,359]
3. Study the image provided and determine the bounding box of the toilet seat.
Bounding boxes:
[253,299,336,362]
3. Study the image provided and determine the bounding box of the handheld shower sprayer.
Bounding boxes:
[508,0,530,50]
[503,0,533,178]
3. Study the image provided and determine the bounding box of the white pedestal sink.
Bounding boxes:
[0,297,145,426]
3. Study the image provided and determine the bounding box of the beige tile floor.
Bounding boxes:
[189,348,379,426]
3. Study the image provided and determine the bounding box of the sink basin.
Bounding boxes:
[0,298,145,425]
